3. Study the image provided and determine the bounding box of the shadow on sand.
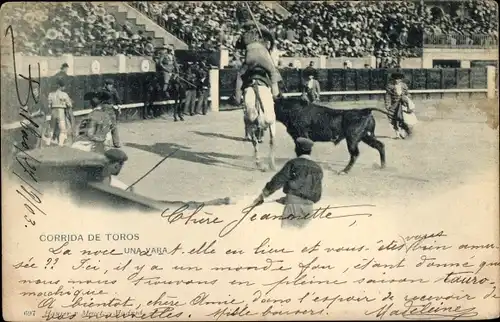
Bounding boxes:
[125,142,288,172]
[191,131,248,142]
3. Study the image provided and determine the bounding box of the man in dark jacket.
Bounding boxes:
[303,61,317,79]
[195,62,210,115]
[53,63,69,80]
[250,137,323,228]
[183,62,198,116]
[101,79,122,148]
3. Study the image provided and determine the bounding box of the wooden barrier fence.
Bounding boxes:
[1,67,496,130]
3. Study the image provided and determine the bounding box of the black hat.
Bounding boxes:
[104,149,128,163]
[61,63,69,68]
[296,137,314,152]
[104,78,114,85]
[391,72,404,80]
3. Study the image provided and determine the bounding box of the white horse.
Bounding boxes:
[242,68,276,171]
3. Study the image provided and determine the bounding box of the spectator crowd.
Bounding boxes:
[3,2,156,56]
[3,1,498,62]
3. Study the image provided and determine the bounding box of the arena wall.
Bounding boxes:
[8,46,498,77]
[2,66,495,126]
[422,48,499,68]
[9,53,379,77]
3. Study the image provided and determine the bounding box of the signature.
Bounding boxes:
[365,301,478,320]
[5,25,45,227]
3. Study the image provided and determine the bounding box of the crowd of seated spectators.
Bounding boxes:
[133,0,497,62]
[280,1,497,55]
[3,2,155,56]
[5,1,498,62]
[132,1,282,52]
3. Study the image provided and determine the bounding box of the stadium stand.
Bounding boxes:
[2,2,155,56]
[3,1,498,60]
[131,1,498,60]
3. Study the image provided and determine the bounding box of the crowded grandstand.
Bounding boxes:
[3,1,498,61]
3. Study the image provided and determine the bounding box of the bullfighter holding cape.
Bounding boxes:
[235,5,283,99]
[385,72,417,139]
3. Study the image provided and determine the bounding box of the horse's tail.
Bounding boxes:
[252,83,266,128]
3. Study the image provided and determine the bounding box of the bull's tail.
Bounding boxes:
[364,108,393,117]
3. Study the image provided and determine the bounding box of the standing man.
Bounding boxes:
[249,137,323,228]
[101,79,122,148]
[303,74,321,103]
[195,61,210,115]
[50,63,70,142]
[183,62,198,116]
[54,63,69,80]
[303,61,317,79]
[47,78,74,146]
[385,72,411,138]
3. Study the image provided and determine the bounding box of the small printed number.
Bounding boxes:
[24,310,35,316]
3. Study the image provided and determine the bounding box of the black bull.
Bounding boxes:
[274,97,392,174]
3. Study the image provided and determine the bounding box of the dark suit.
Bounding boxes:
[303,66,318,79]
[101,86,122,147]
[183,67,198,115]
[196,70,210,115]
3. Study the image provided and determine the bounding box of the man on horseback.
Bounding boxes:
[158,44,180,96]
[235,5,282,100]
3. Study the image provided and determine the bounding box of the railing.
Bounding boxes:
[220,68,489,97]
[423,33,498,49]
[128,2,188,46]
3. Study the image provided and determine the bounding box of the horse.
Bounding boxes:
[241,66,276,172]
[167,75,186,122]
[144,73,163,119]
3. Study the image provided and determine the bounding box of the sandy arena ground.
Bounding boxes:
[114,98,498,209]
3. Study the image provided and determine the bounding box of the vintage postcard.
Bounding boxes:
[1,1,499,321]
